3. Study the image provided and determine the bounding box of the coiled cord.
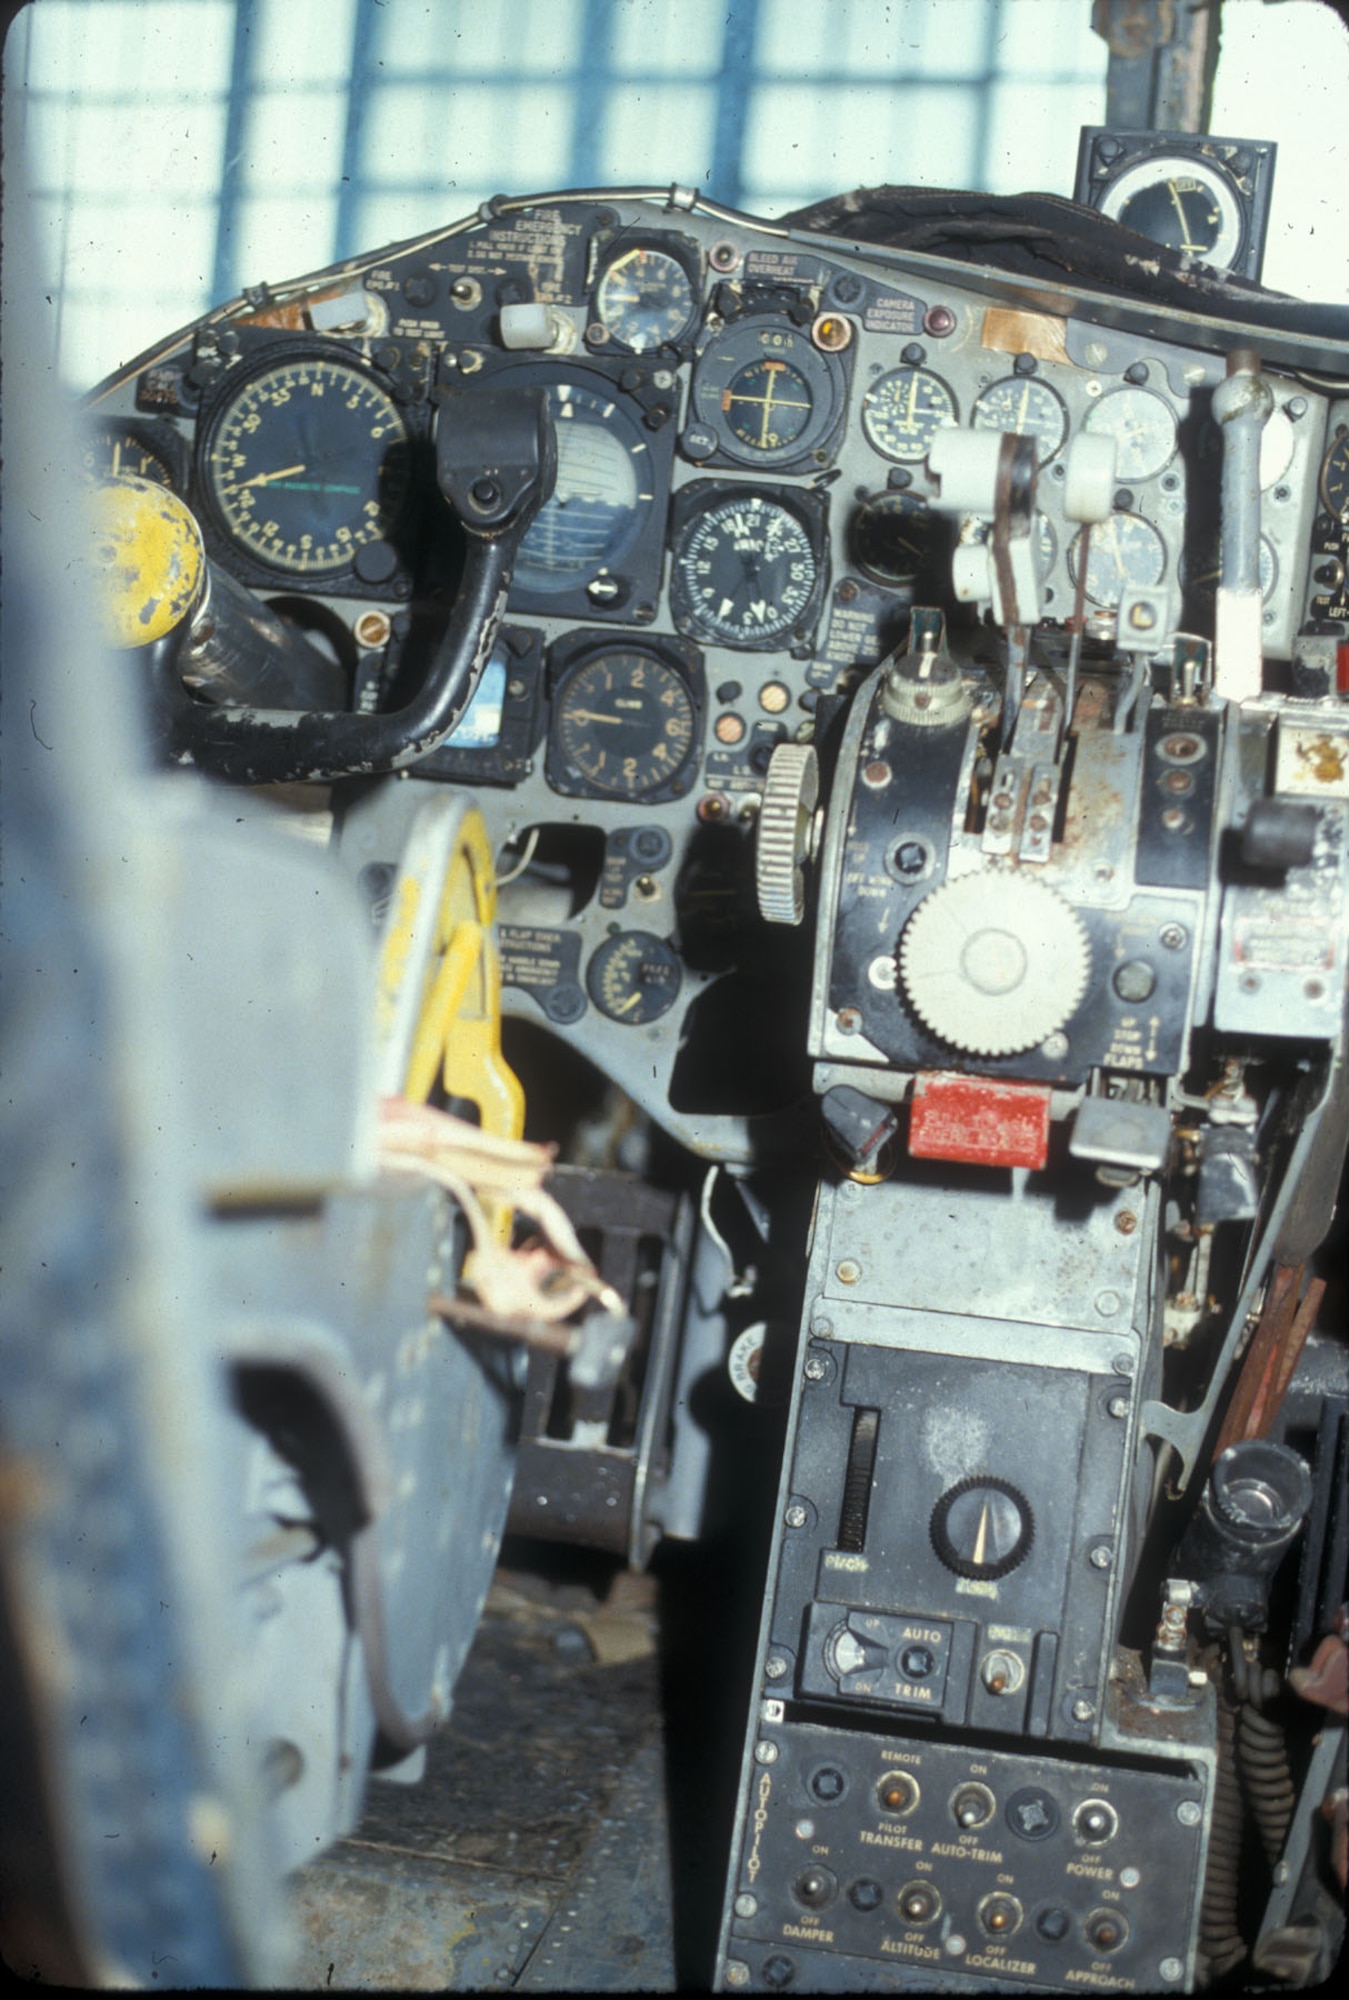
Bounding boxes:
[1238,1702,1297,1868]
[1199,1701,1248,1980]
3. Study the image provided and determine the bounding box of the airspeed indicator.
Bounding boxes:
[671,490,822,649]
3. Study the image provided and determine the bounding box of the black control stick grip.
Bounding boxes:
[148,385,556,784]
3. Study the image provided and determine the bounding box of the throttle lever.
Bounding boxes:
[149,384,556,785]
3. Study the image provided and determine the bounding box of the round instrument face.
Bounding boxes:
[82,424,176,487]
[1180,531,1277,607]
[594,243,696,353]
[202,353,411,575]
[516,378,655,594]
[1084,386,1178,483]
[552,648,697,799]
[860,367,958,464]
[1068,512,1166,608]
[586,930,682,1024]
[850,492,938,586]
[1321,429,1349,522]
[971,376,1068,465]
[691,322,842,467]
[1099,156,1244,268]
[673,491,820,647]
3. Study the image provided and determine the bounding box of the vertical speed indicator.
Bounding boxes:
[670,487,826,650]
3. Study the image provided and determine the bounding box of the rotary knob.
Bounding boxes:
[879,644,972,729]
[898,870,1090,1057]
[755,742,820,926]
[931,1475,1034,1580]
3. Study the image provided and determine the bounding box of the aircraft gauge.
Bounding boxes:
[593,242,697,353]
[586,931,682,1024]
[689,321,845,469]
[670,484,827,650]
[971,376,1068,465]
[1320,428,1349,522]
[548,643,699,802]
[1068,512,1166,608]
[861,367,958,464]
[200,348,411,576]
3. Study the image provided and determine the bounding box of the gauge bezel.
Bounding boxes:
[474,356,677,622]
[688,318,850,472]
[1083,385,1179,483]
[545,629,704,803]
[82,414,190,494]
[1098,154,1244,271]
[589,230,702,356]
[668,478,830,652]
[1319,427,1349,522]
[971,376,1069,466]
[1074,128,1275,281]
[585,929,683,1025]
[860,366,959,465]
[849,490,943,590]
[194,334,421,595]
[1068,511,1167,609]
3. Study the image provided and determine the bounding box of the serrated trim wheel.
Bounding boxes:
[898,870,1091,1056]
[755,742,819,926]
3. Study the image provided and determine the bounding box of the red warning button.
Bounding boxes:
[909,1072,1052,1171]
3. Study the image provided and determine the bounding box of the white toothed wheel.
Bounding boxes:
[898,870,1091,1056]
[755,743,820,926]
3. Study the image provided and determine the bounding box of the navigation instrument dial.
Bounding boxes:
[1068,512,1167,608]
[1320,428,1349,522]
[594,243,696,353]
[586,931,682,1024]
[861,367,958,464]
[202,351,411,575]
[971,376,1068,465]
[516,377,656,595]
[1084,386,1178,482]
[691,321,843,468]
[550,647,698,800]
[671,489,823,649]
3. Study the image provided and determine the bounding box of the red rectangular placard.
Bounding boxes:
[909,1071,1052,1171]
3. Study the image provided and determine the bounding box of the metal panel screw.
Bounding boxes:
[734,1893,758,1918]
[1160,1958,1184,1982]
[1115,1210,1138,1234]
[836,1007,862,1035]
[754,1740,780,1765]
[1120,1867,1141,1888]
[1159,923,1187,950]
[1072,1698,1095,1723]
[725,1963,750,1988]
[836,1259,861,1285]
[766,1654,789,1680]
[1089,1544,1113,1569]
[785,1503,808,1529]
[1095,1290,1122,1316]
[804,1352,828,1379]
[1107,1393,1130,1418]
[1177,1800,1202,1827]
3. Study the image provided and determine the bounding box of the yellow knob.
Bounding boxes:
[83,474,204,648]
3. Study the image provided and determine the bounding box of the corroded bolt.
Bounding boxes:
[1115,1210,1138,1234]
[836,1260,861,1285]
[1072,1697,1095,1723]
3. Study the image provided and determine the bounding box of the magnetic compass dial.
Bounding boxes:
[594,244,696,353]
[203,354,411,575]
[861,367,958,463]
[552,649,697,798]
[673,491,821,648]
[971,377,1068,465]
[516,378,655,593]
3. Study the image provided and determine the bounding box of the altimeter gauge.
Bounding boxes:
[201,349,411,576]
[548,645,699,802]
